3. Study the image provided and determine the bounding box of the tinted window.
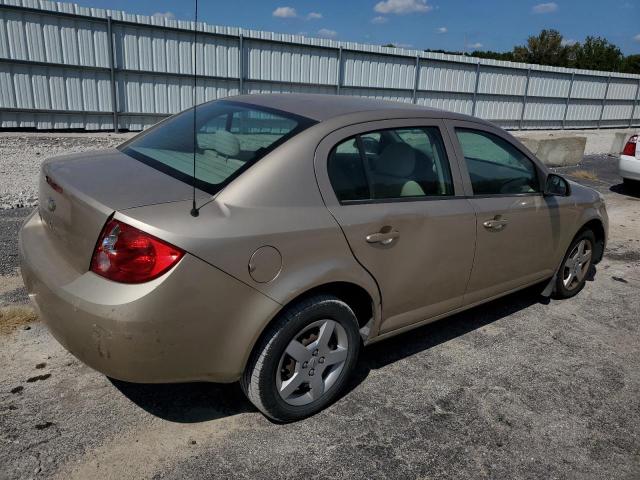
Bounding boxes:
[328,139,370,202]
[455,128,539,195]
[328,126,454,202]
[120,101,315,195]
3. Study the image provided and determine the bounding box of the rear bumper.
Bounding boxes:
[19,211,280,383]
[619,155,640,181]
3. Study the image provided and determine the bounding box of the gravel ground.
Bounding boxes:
[0,132,134,209]
[0,128,634,210]
[1,142,639,479]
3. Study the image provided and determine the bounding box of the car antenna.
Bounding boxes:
[190,0,200,217]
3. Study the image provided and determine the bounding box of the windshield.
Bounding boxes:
[119,100,316,195]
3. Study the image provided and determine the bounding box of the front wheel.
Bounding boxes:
[241,295,361,422]
[554,230,595,299]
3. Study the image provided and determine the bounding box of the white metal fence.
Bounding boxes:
[1,0,639,132]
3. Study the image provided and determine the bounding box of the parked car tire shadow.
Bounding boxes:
[343,282,550,397]
[109,378,254,423]
[111,281,558,423]
[610,182,640,198]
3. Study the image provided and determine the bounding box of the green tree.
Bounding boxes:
[622,54,640,74]
[512,29,569,67]
[574,36,624,71]
[470,50,515,62]
[422,31,635,74]
[425,48,466,55]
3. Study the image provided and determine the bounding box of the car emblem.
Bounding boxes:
[47,198,56,212]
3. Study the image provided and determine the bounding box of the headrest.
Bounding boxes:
[198,130,240,158]
[374,143,416,177]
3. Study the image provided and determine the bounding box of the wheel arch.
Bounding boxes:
[241,280,379,376]
[577,218,606,263]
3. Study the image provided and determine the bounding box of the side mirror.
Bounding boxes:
[544,173,570,197]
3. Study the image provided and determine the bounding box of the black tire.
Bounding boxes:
[554,229,596,299]
[241,294,361,422]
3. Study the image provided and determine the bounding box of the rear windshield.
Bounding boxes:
[119,100,316,195]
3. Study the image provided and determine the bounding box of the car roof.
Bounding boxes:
[228,93,485,124]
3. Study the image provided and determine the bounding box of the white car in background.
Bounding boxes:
[619,134,640,188]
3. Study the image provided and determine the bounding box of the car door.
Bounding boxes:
[314,119,477,335]
[445,120,559,305]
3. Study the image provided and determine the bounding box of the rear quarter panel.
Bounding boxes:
[119,126,382,348]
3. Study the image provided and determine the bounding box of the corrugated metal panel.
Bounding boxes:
[475,95,523,121]
[522,119,563,130]
[478,67,527,96]
[247,41,337,85]
[343,52,415,89]
[416,92,473,115]
[419,60,476,93]
[571,76,608,99]
[566,99,602,121]
[0,111,115,129]
[0,66,14,106]
[341,87,413,103]
[116,73,237,114]
[1,63,111,110]
[0,8,109,67]
[523,98,566,121]
[527,72,571,98]
[119,114,164,132]
[607,79,637,100]
[494,119,521,130]
[113,24,238,77]
[1,0,639,131]
[246,81,335,95]
[602,101,633,120]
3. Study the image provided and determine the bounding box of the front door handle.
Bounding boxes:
[483,216,508,231]
[366,229,400,246]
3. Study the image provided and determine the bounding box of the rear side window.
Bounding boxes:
[327,139,370,202]
[328,126,454,203]
[455,128,540,195]
[120,101,315,196]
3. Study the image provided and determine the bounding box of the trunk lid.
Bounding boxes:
[38,149,206,272]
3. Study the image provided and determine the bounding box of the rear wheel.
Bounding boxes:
[241,295,360,422]
[554,230,595,299]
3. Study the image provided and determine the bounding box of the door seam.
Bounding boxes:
[311,142,384,311]
[461,198,479,305]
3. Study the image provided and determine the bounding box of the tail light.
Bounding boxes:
[90,219,184,283]
[622,135,638,156]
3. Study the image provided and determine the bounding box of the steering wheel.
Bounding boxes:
[499,177,532,194]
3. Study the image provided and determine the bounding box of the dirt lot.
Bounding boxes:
[1,152,639,479]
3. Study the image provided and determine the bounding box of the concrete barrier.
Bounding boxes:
[610,132,632,155]
[517,135,586,167]
[513,128,638,159]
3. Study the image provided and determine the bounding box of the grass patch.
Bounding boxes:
[570,169,599,181]
[0,306,38,335]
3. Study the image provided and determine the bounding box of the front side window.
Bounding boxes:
[328,126,454,203]
[455,128,540,195]
[120,101,315,195]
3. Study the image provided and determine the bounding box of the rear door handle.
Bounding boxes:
[366,230,400,246]
[483,216,508,231]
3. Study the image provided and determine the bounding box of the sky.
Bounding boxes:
[76,0,639,55]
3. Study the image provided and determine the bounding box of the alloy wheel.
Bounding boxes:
[276,319,349,406]
[562,239,592,291]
